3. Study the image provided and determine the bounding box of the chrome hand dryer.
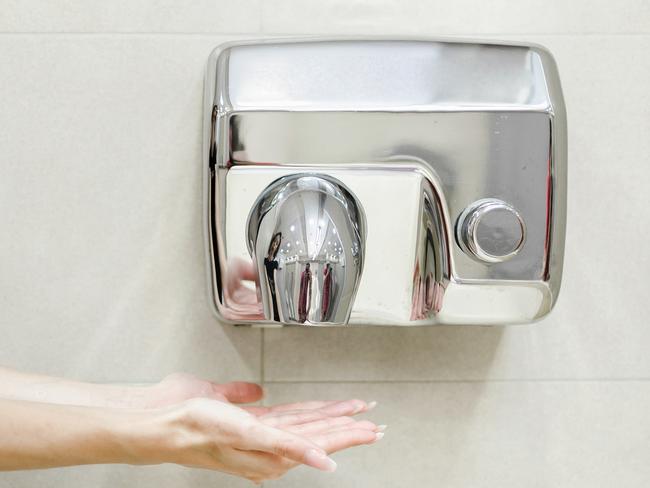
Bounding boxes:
[203,39,567,326]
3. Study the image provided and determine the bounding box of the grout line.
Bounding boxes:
[251,330,266,488]
[254,32,650,37]
[260,328,266,386]
[264,378,650,384]
[260,333,265,488]
[0,31,261,36]
[0,32,648,37]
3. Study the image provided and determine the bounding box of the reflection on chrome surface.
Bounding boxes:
[246,174,365,325]
[411,181,451,321]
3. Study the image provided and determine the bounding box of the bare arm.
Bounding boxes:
[0,368,269,409]
[0,397,381,482]
[0,367,148,407]
[0,368,384,482]
[0,398,158,470]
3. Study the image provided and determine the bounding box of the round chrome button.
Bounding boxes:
[456,199,526,263]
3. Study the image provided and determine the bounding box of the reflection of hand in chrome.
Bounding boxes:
[223,257,264,320]
[410,262,445,320]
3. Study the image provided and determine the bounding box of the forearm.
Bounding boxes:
[0,393,380,479]
[0,398,167,471]
[0,367,149,407]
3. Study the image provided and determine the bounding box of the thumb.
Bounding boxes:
[213,382,264,403]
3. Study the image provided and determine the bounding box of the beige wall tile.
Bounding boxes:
[4,0,649,35]
[265,381,650,488]
[0,36,260,382]
[262,1,650,35]
[0,1,262,33]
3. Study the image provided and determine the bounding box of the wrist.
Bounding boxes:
[108,407,180,465]
[93,383,152,409]
[129,399,228,468]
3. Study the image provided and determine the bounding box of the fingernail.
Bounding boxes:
[376,424,387,432]
[374,432,385,442]
[366,400,378,411]
[305,449,337,472]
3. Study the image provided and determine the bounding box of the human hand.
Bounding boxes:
[0,368,384,481]
[148,396,382,483]
[143,373,377,416]
[142,373,377,430]
[140,372,264,408]
[139,374,383,482]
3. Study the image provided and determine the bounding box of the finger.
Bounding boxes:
[219,448,290,484]
[289,419,378,438]
[285,416,356,436]
[314,399,371,417]
[329,419,379,433]
[261,399,370,420]
[242,424,337,472]
[242,405,272,415]
[238,423,383,476]
[244,398,376,418]
[259,400,340,413]
[261,409,333,427]
[242,401,338,416]
[311,428,381,455]
[212,382,264,404]
[263,410,377,431]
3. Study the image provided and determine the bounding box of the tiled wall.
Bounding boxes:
[1,2,648,487]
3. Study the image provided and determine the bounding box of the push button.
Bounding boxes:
[456,199,526,263]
